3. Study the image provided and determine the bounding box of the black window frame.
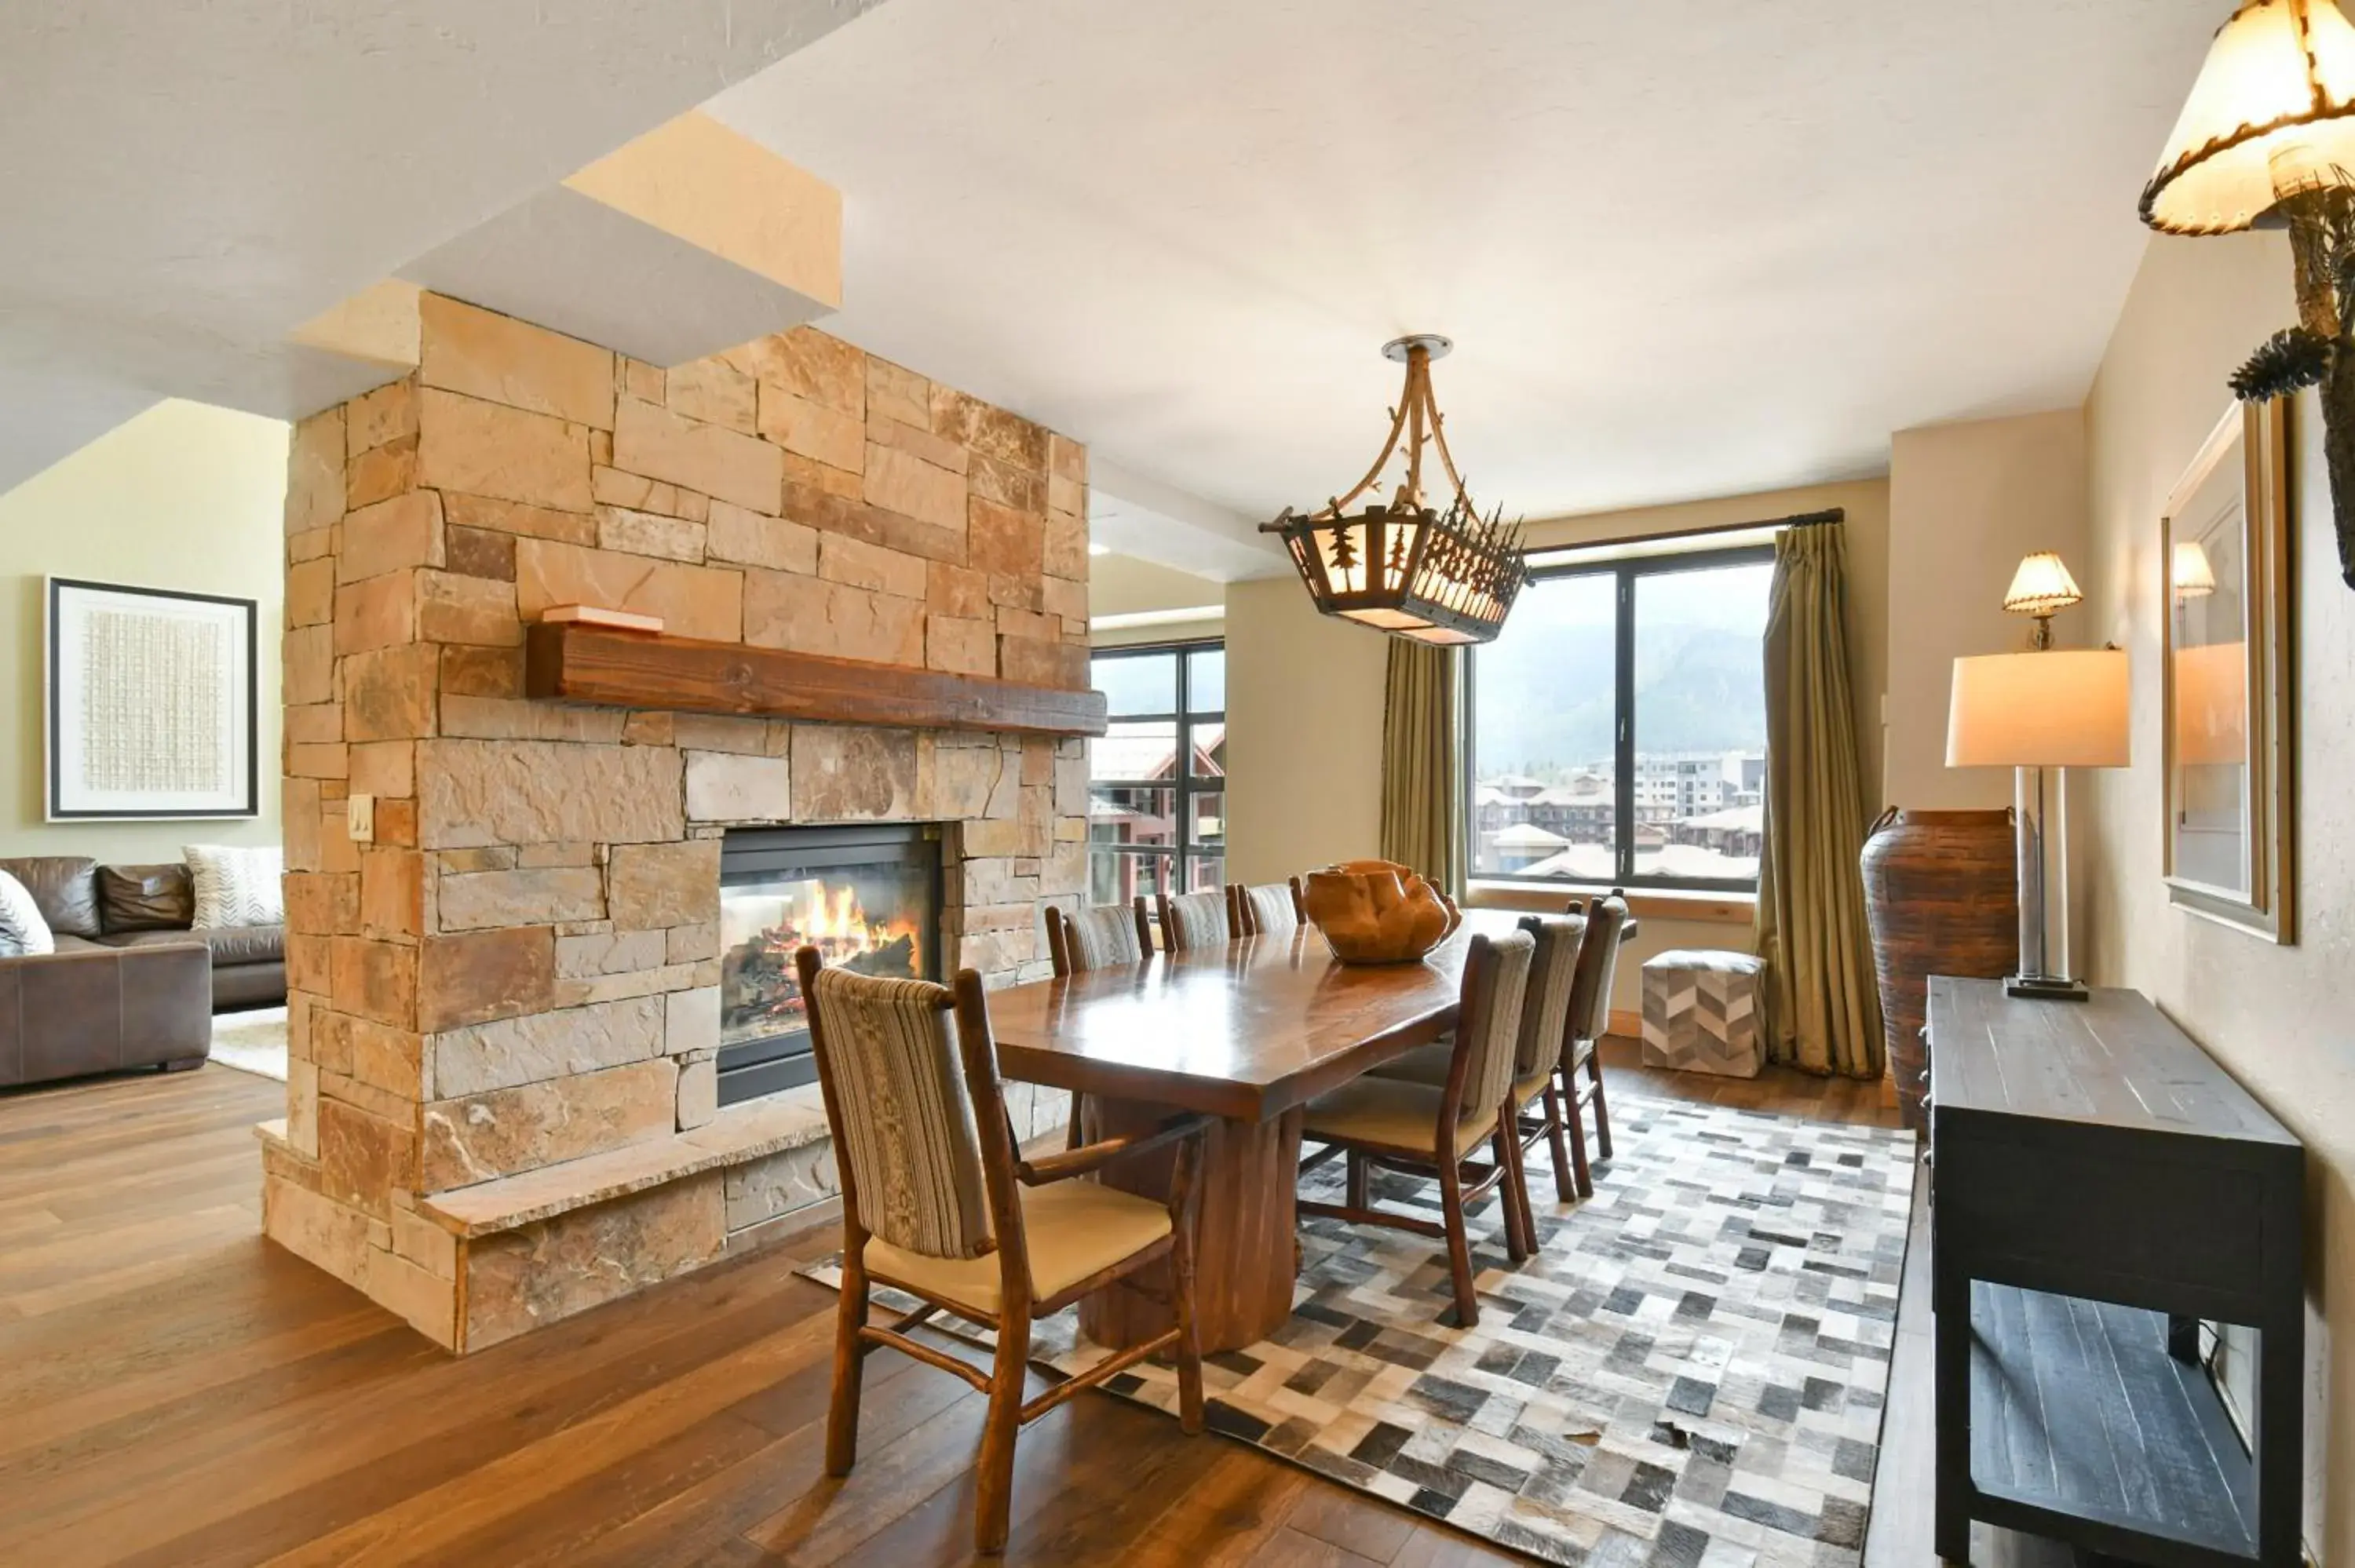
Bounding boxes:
[1466,541,1775,894]
[1086,639,1227,901]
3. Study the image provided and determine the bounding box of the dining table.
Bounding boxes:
[988,906,1611,1354]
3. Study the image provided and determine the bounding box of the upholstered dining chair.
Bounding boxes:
[1557,892,1631,1199]
[797,949,1209,1555]
[1042,901,1154,1149]
[1044,901,1152,976]
[1156,888,1231,952]
[1295,928,1536,1327]
[1225,878,1305,938]
[1368,913,1587,1218]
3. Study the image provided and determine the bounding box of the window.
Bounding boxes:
[1469,544,1773,890]
[1087,641,1225,906]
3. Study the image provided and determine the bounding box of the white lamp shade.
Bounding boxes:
[1947,650,2131,769]
[2002,551,2084,618]
[2144,0,2355,235]
[2172,539,2219,596]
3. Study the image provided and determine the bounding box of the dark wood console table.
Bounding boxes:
[1926,979,2305,1568]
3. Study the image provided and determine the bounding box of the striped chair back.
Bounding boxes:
[1512,913,1586,1081]
[1052,903,1146,974]
[1567,895,1631,1045]
[1455,930,1535,1124]
[1234,881,1302,938]
[805,965,994,1260]
[1159,888,1231,951]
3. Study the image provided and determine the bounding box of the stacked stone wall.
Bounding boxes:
[263,296,1089,1349]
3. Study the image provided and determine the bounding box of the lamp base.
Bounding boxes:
[2005,973,2090,1003]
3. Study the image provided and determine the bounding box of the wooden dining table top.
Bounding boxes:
[987,908,1537,1124]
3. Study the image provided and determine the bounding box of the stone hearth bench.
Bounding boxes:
[254,1078,1072,1327]
[414,1084,838,1243]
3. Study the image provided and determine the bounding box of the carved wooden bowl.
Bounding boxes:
[1299,859,1462,965]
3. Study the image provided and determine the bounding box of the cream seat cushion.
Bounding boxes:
[1372,1043,1553,1107]
[1301,1075,1497,1157]
[864,1178,1171,1316]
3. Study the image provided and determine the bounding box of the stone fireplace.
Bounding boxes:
[258,293,1087,1351]
[715,823,943,1106]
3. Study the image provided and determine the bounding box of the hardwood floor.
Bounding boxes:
[0,1043,1900,1567]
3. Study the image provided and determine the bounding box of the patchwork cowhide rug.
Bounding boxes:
[803,1098,1915,1566]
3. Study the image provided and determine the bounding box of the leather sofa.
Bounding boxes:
[0,857,286,1012]
[0,939,212,1088]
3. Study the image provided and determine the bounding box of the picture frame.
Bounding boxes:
[46,577,258,822]
[2160,399,2295,943]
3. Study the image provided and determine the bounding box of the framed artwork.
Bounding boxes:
[46,578,258,821]
[2160,399,2295,943]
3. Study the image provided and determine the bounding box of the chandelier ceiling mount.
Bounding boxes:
[1259,334,1530,646]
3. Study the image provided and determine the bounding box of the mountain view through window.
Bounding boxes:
[1471,553,1772,887]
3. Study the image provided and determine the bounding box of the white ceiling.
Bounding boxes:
[713,0,2228,529]
[0,0,884,493]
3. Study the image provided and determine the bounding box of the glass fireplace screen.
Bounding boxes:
[716,824,942,1106]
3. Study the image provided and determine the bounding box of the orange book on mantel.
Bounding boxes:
[539,604,665,634]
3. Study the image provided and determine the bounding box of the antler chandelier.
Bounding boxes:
[1261,334,1530,645]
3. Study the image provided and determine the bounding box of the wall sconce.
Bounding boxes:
[2002,549,2083,647]
[2141,0,2355,589]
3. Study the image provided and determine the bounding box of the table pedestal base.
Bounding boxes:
[1075,1098,1302,1354]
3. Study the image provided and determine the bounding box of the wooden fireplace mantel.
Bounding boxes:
[524,623,1110,738]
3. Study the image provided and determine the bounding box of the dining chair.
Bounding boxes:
[1557,892,1631,1198]
[1044,901,1152,976]
[1295,928,1536,1327]
[1225,878,1304,938]
[797,948,1210,1555]
[1156,888,1231,951]
[1367,913,1587,1217]
[1042,901,1154,1148]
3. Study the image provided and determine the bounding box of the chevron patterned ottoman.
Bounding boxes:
[1640,949,1765,1078]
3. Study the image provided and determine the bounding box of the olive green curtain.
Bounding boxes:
[1378,640,1464,898]
[1754,522,1884,1077]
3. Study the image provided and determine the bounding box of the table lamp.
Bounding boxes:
[1946,555,2130,1001]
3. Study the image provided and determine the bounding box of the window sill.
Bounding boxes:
[1464,881,1756,926]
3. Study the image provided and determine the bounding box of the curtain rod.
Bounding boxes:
[1529,506,1844,557]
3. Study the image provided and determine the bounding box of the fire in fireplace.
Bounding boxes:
[717,824,944,1106]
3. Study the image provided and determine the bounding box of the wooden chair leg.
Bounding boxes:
[826,1251,871,1477]
[1490,1129,1529,1263]
[1562,1074,1594,1200]
[1502,1112,1539,1257]
[1542,1082,1575,1205]
[1064,1092,1087,1151]
[1345,1150,1369,1210]
[1435,1154,1480,1329]
[1169,1224,1206,1436]
[1587,1053,1612,1161]
[974,1311,1031,1555]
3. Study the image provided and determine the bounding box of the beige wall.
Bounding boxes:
[1222,478,1890,1012]
[0,399,287,862]
[2082,228,2339,1550]
[1086,552,1226,648]
[1223,573,1389,886]
[1885,410,2090,809]
[1090,551,1225,618]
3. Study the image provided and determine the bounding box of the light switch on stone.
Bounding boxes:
[347,793,374,843]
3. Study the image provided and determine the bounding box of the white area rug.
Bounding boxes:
[209,1006,288,1082]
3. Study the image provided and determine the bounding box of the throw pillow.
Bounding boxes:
[184,844,286,930]
[0,869,57,957]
